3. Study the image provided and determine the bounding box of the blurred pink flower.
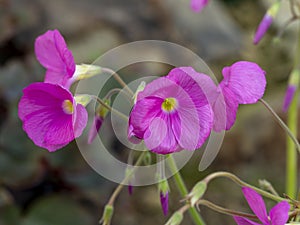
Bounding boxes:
[18,82,88,152]
[35,29,76,89]
[234,187,290,225]
[253,2,280,45]
[214,61,266,131]
[190,0,208,12]
[128,67,213,154]
[253,14,273,45]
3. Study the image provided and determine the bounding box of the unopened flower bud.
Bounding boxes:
[158,179,170,216]
[253,1,280,45]
[283,69,299,112]
[88,99,110,144]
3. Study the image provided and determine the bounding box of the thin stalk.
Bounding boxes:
[285,21,300,199]
[93,96,128,121]
[203,171,291,203]
[286,88,298,199]
[197,199,257,220]
[259,99,300,153]
[101,67,134,96]
[167,156,206,225]
[107,151,147,206]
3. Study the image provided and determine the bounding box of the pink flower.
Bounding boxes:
[18,82,88,152]
[35,30,76,89]
[190,0,209,13]
[128,67,213,154]
[234,187,290,225]
[214,61,266,131]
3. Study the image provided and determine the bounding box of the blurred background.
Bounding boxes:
[0,0,299,224]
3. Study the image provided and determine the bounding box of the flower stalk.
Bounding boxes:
[167,156,206,225]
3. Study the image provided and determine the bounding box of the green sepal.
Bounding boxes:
[165,211,183,225]
[74,94,92,107]
[99,205,114,225]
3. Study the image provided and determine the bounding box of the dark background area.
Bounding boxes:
[0,0,299,224]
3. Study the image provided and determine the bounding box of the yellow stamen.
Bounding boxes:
[162,97,177,112]
[62,100,74,114]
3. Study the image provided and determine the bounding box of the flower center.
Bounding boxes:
[161,97,177,112]
[62,100,74,114]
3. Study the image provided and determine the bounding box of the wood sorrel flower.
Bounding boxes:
[214,61,266,131]
[233,187,290,225]
[253,2,280,45]
[190,0,209,13]
[128,67,213,154]
[18,83,88,152]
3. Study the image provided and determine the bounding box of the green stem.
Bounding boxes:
[167,156,206,225]
[203,171,291,203]
[286,91,298,199]
[285,21,300,199]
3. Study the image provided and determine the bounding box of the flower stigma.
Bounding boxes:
[162,97,178,113]
[62,100,74,114]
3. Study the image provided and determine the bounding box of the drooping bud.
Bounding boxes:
[283,69,299,112]
[158,179,170,216]
[99,205,114,225]
[88,99,110,144]
[187,181,207,207]
[253,1,280,45]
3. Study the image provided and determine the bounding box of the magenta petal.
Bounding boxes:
[269,201,290,225]
[221,61,266,104]
[166,67,213,149]
[214,85,239,131]
[144,115,180,154]
[282,85,297,112]
[35,30,75,88]
[160,191,169,216]
[190,0,209,12]
[242,187,269,224]
[73,103,88,138]
[233,216,261,225]
[129,96,163,139]
[253,14,273,45]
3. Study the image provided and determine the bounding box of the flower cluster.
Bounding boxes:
[128,62,266,154]
[18,30,88,151]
